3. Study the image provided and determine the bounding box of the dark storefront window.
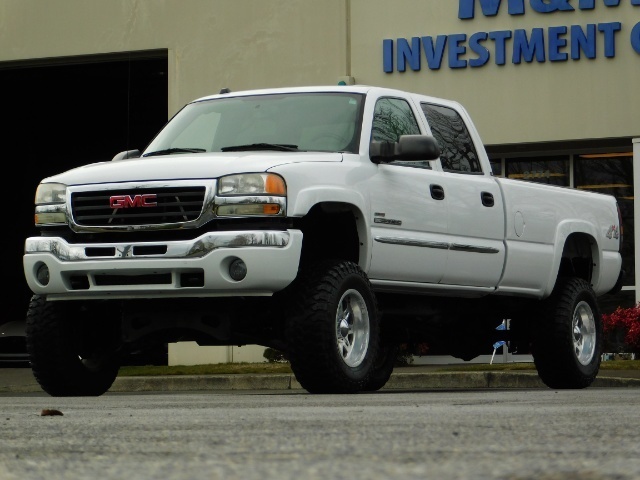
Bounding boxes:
[574,153,634,297]
[490,158,503,176]
[505,155,570,186]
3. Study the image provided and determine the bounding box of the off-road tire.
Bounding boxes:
[26,295,122,397]
[362,342,399,392]
[532,277,602,389]
[285,260,380,394]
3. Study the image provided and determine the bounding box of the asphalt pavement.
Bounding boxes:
[2,364,640,394]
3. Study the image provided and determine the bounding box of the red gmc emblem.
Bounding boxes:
[110,194,158,209]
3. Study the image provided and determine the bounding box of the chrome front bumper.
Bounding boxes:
[23,230,303,300]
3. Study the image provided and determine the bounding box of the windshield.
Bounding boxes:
[143,92,365,156]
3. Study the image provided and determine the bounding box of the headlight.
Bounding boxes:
[34,183,67,225]
[216,173,286,217]
[35,183,67,205]
[218,173,286,195]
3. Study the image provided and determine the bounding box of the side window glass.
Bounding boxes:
[372,97,421,142]
[372,97,431,169]
[421,103,482,173]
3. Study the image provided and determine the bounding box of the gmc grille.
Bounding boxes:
[71,187,206,226]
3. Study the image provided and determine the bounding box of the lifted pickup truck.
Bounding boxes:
[23,85,623,396]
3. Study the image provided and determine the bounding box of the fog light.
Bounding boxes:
[229,259,247,281]
[36,263,50,286]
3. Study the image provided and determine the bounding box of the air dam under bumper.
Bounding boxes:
[23,230,303,300]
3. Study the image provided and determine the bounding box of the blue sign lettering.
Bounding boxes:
[459,0,525,19]
[548,26,569,61]
[397,38,421,71]
[382,22,623,72]
[529,0,574,13]
[598,21,622,56]
[632,22,640,53]
[469,32,491,66]
[571,24,597,58]
[384,2,638,73]
[513,28,546,63]
[422,36,448,69]
[459,0,627,18]
[488,30,513,64]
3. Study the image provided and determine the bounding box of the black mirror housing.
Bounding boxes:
[369,135,440,164]
[112,149,141,161]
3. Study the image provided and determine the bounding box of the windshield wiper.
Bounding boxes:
[143,147,206,157]
[220,143,300,152]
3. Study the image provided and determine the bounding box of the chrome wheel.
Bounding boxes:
[573,300,596,366]
[336,288,370,368]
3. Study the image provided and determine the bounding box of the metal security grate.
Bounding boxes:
[71,187,206,226]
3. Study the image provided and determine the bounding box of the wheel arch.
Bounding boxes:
[545,223,600,297]
[293,200,370,269]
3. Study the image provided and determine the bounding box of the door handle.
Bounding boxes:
[430,184,445,200]
[481,191,494,207]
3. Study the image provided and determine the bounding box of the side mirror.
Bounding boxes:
[112,149,141,161]
[369,135,440,164]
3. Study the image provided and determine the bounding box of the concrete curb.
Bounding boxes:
[108,371,640,393]
[3,372,639,394]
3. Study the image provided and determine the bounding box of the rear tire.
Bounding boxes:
[26,295,122,397]
[532,278,602,389]
[285,260,380,394]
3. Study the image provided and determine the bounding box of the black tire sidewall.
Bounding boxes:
[533,278,602,389]
[285,260,380,393]
[26,295,121,396]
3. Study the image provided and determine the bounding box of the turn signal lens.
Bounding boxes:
[265,175,286,194]
[216,203,281,216]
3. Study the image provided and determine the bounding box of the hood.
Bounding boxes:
[43,151,344,186]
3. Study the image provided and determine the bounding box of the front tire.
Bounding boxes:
[362,342,399,392]
[285,260,380,394]
[532,278,602,389]
[26,295,122,396]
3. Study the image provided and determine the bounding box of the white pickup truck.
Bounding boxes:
[23,85,624,396]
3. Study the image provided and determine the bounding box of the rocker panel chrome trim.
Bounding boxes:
[374,236,499,254]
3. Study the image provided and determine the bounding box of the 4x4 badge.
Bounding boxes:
[606,225,620,240]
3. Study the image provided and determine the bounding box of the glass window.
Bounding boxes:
[371,97,431,169]
[144,92,365,155]
[575,153,634,287]
[420,103,482,173]
[505,155,569,186]
[371,97,420,142]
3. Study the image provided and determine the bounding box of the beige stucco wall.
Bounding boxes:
[168,342,267,365]
[0,0,349,117]
[1,1,637,144]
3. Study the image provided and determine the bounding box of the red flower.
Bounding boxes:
[602,304,640,353]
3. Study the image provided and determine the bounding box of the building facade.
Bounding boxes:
[2,0,638,364]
